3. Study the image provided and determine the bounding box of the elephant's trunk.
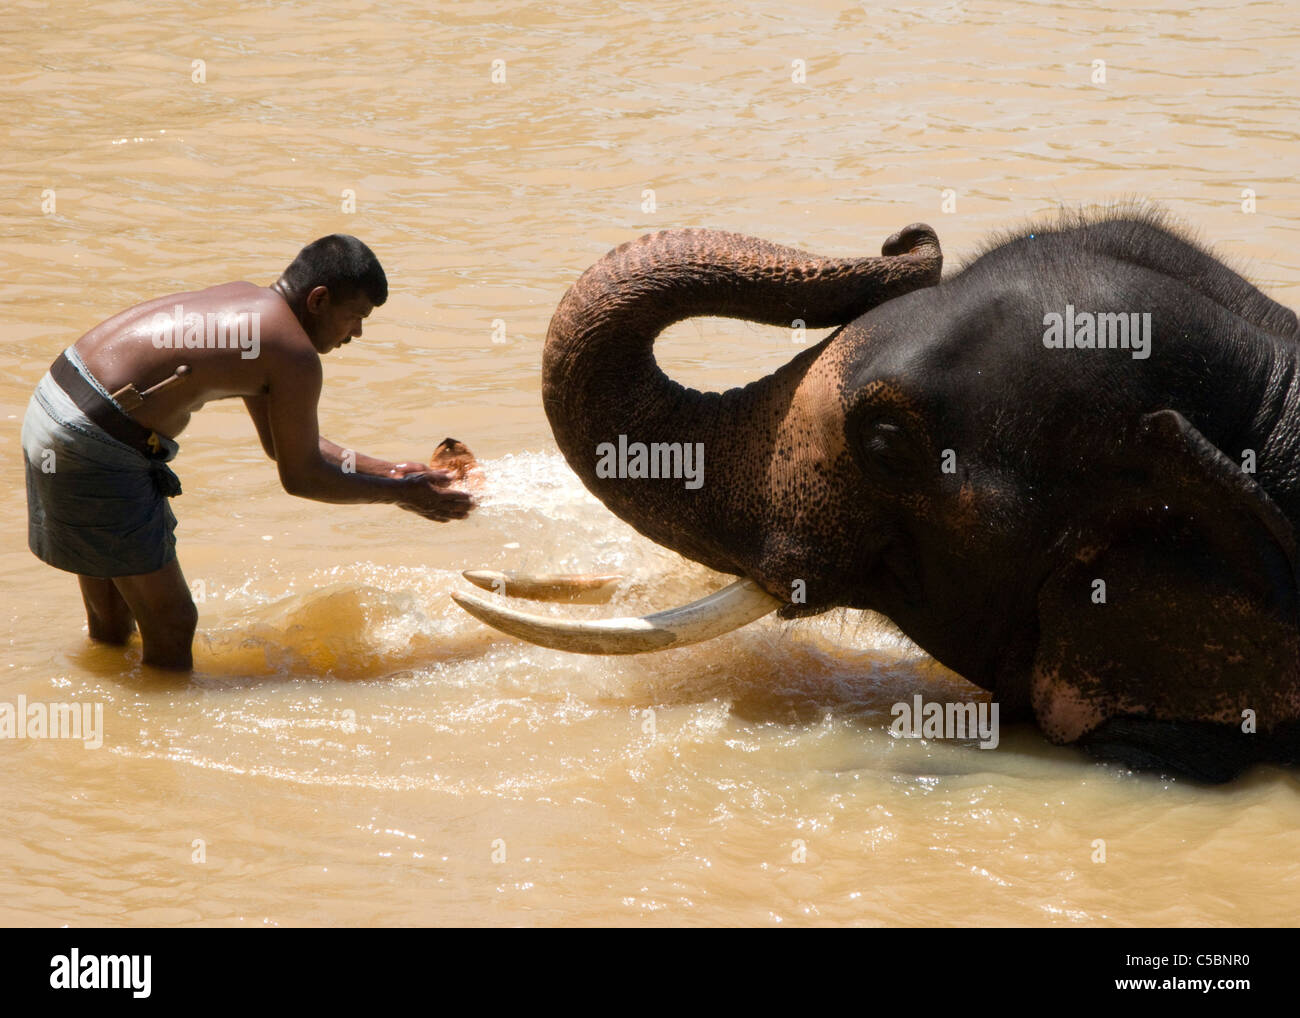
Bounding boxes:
[542,225,942,578]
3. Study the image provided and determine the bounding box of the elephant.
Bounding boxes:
[454,208,1300,782]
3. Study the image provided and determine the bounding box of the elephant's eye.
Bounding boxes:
[855,416,922,480]
[864,420,901,453]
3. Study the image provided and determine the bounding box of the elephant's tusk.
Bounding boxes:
[461,569,623,604]
[451,578,782,655]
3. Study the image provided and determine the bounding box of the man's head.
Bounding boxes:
[276,234,388,353]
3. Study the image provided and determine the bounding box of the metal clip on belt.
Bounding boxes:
[49,352,170,460]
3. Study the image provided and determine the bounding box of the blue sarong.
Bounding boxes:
[22,347,182,578]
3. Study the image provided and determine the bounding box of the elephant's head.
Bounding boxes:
[455,215,1300,780]
[452,225,1011,664]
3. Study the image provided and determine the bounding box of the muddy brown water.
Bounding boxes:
[1,0,1298,926]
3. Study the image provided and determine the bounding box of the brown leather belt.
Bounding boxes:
[50,351,166,459]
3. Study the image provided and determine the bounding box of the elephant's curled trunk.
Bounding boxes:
[542,225,942,577]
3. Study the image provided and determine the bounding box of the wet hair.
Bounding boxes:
[957,201,1298,339]
[280,234,388,306]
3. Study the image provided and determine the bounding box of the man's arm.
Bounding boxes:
[243,394,278,459]
[318,437,430,479]
[254,349,473,522]
[244,395,427,478]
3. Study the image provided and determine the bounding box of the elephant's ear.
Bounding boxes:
[1029,409,1300,780]
[1137,409,1297,582]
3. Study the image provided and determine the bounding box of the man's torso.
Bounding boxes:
[74,281,308,439]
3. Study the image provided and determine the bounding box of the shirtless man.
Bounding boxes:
[22,234,474,670]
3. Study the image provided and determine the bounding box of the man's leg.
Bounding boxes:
[111,559,198,670]
[77,575,136,645]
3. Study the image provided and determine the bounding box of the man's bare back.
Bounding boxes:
[24,234,475,671]
[76,281,296,439]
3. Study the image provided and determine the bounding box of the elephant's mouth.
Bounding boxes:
[450,572,784,655]
[449,521,922,654]
[449,540,903,652]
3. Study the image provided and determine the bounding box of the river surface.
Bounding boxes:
[1,0,1298,926]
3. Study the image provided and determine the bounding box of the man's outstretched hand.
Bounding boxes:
[386,461,433,479]
[395,471,476,522]
[388,439,482,520]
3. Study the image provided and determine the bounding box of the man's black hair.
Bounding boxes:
[280,234,388,306]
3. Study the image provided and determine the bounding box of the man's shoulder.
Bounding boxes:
[131,282,290,329]
[258,323,321,379]
[209,281,289,318]
[156,282,318,381]
[209,284,312,356]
